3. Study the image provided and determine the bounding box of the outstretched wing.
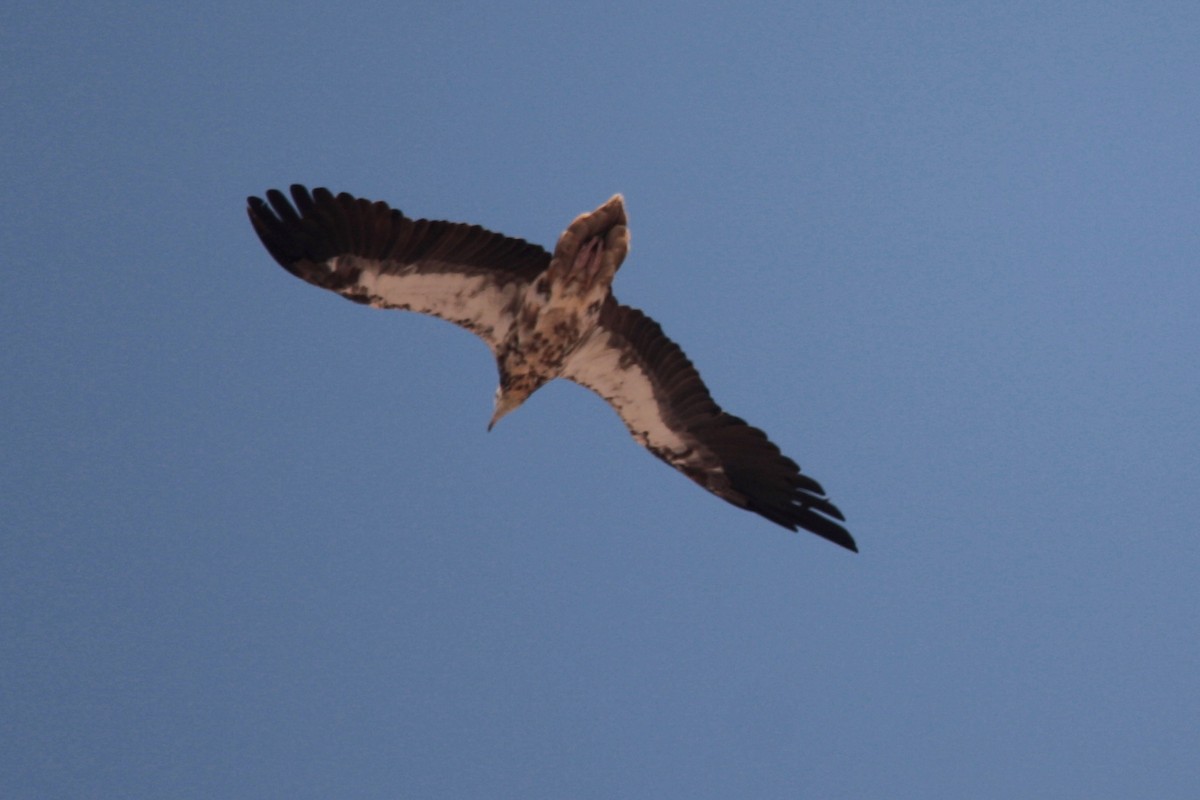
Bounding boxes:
[562,300,855,551]
[247,185,551,351]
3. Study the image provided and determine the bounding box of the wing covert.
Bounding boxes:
[247,185,552,350]
[563,300,855,550]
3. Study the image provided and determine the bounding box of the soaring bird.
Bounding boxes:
[248,186,855,551]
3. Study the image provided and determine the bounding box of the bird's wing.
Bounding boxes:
[561,300,855,551]
[247,185,550,351]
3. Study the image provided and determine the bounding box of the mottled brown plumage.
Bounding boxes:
[248,185,854,550]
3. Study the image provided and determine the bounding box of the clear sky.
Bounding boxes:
[4,2,1198,797]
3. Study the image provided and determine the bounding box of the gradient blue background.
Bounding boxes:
[4,2,1198,797]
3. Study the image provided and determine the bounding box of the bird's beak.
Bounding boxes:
[488,387,523,431]
[487,403,509,432]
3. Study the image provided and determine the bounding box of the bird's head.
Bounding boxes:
[488,382,539,431]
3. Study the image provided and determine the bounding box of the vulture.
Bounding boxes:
[248,186,855,551]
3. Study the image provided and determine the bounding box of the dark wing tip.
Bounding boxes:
[747,468,857,552]
[730,458,856,551]
[246,185,333,271]
[678,412,856,551]
[247,185,553,288]
[595,303,856,551]
[777,505,857,552]
[247,184,391,263]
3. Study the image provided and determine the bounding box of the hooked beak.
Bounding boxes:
[488,396,515,432]
[489,384,531,431]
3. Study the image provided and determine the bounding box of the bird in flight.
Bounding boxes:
[247,186,855,551]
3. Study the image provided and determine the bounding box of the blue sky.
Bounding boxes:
[4,2,1198,797]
